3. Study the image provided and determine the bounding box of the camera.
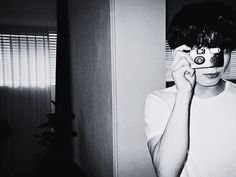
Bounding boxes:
[189,47,224,69]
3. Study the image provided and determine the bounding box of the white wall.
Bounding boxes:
[112,0,166,176]
[67,0,166,176]
[68,1,113,177]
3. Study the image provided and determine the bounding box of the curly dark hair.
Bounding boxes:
[167,1,236,51]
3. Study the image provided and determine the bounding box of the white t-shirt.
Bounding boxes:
[144,80,236,177]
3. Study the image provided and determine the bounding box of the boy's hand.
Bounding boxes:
[171,45,196,94]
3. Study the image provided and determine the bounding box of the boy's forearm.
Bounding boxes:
[152,92,192,177]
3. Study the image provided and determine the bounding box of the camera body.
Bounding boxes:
[190,47,223,69]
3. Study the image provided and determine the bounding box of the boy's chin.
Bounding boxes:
[196,78,221,87]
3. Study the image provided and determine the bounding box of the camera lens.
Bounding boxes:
[194,56,205,65]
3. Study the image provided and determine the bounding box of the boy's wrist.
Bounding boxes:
[176,91,193,101]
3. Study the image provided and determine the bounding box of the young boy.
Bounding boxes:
[144,1,236,177]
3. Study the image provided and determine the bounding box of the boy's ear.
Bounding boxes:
[223,48,231,54]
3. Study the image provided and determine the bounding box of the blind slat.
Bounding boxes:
[0,32,57,87]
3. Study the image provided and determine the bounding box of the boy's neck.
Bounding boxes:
[194,79,226,98]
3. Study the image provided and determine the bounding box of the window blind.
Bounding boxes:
[0,32,57,88]
[165,41,236,81]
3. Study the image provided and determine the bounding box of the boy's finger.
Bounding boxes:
[172,45,191,57]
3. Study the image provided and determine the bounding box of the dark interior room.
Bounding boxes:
[0,0,114,177]
[0,0,88,176]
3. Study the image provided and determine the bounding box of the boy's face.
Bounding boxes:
[195,49,231,87]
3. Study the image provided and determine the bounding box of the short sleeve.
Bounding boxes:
[144,92,172,140]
